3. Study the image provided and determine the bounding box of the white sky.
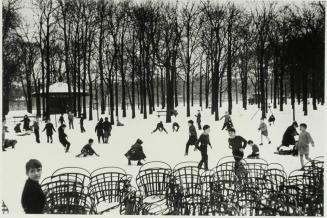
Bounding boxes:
[8,0,318,40]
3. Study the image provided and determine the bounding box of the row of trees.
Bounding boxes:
[3,0,325,122]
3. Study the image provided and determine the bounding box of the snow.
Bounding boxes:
[1,101,326,214]
[32,82,69,94]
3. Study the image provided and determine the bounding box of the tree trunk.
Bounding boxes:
[191,77,194,107]
[227,26,232,115]
[36,79,41,116]
[183,81,185,106]
[303,70,308,116]
[161,68,165,109]
[199,59,202,109]
[312,67,317,110]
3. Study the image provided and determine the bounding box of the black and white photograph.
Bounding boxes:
[1,0,325,215]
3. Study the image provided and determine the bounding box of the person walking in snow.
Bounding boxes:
[258,118,271,145]
[228,128,247,173]
[185,120,197,156]
[80,115,86,133]
[33,117,40,143]
[102,117,112,143]
[43,119,56,143]
[95,118,104,143]
[68,111,74,129]
[59,114,65,126]
[298,123,315,170]
[195,110,202,130]
[195,125,212,171]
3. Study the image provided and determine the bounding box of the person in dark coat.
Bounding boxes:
[33,117,40,143]
[59,114,65,126]
[42,120,56,143]
[172,122,180,132]
[21,115,31,131]
[247,140,259,159]
[58,124,70,152]
[21,159,46,214]
[76,139,100,157]
[185,120,197,156]
[228,128,247,174]
[268,115,275,126]
[277,121,299,151]
[125,139,146,166]
[14,123,22,133]
[3,139,17,150]
[102,117,112,143]
[80,115,86,133]
[195,110,202,130]
[195,125,212,171]
[151,121,168,134]
[228,128,247,162]
[95,118,104,143]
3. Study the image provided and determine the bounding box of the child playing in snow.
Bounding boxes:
[59,114,65,126]
[185,120,197,156]
[14,123,22,133]
[33,117,40,143]
[247,140,259,159]
[125,139,146,166]
[172,122,180,132]
[102,117,112,143]
[195,125,212,171]
[258,118,271,145]
[21,159,46,214]
[268,114,275,126]
[95,118,104,143]
[58,124,70,153]
[298,123,315,170]
[21,115,31,131]
[228,128,247,175]
[195,110,202,130]
[80,115,86,133]
[76,139,100,157]
[68,111,74,129]
[43,119,56,143]
[151,121,168,134]
[277,121,299,151]
[220,111,232,130]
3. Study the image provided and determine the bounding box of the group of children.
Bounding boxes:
[15,108,318,214]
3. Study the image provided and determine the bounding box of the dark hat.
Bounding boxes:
[203,125,210,130]
[292,121,298,127]
[188,120,194,124]
[136,139,143,144]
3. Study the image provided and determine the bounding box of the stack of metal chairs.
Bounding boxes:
[39,156,324,216]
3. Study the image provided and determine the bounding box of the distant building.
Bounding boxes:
[32,79,88,115]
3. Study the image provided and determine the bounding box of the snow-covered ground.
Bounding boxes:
[1,101,326,214]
